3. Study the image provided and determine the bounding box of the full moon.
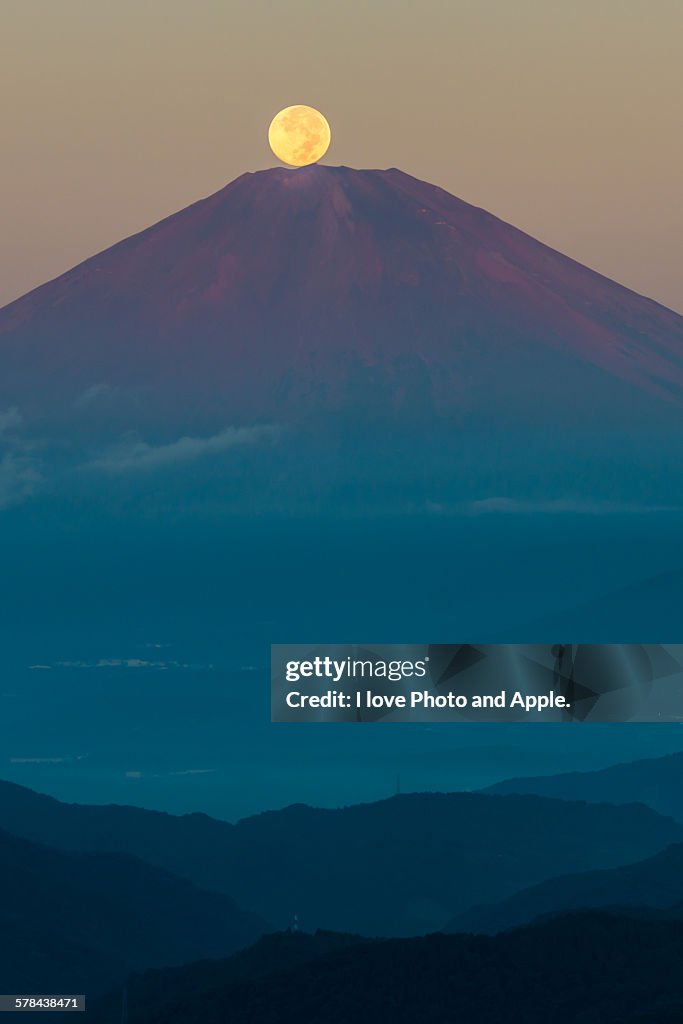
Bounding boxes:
[268,105,331,167]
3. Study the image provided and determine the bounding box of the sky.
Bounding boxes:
[1,0,681,312]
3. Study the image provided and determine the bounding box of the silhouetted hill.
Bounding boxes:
[94,914,683,1024]
[0,827,267,996]
[485,750,683,821]
[446,842,683,934]
[0,781,680,936]
[93,930,370,1024]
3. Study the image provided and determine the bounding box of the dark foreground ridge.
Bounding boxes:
[92,913,683,1024]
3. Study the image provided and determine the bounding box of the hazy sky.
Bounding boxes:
[1,0,681,311]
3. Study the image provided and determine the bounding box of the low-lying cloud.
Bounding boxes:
[0,407,45,509]
[0,407,22,434]
[125,768,217,780]
[88,423,281,472]
[0,453,43,509]
[50,658,214,671]
[425,497,681,515]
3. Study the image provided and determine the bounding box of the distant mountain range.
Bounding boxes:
[91,914,683,1024]
[0,780,679,937]
[2,753,683,1005]
[447,841,683,934]
[0,827,266,997]
[525,569,683,638]
[484,750,683,821]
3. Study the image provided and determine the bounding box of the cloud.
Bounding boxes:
[74,383,110,408]
[10,757,68,765]
[0,453,43,509]
[0,407,22,434]
[56,658,162,669]
[425,497,681,515]
[0,409,45,509]
[87,424,281,472]
[9,755,88,765]
[125,768,216,780]
[52,657,213,670]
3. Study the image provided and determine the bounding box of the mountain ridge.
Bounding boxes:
[484,750,683,821]
[0,825,268,996]
[92,913,683,1024]
[446,841,683,934]
[0,779,680,937]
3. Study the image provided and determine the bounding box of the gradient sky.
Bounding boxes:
[1,0,681,311]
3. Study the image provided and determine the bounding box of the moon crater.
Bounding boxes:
[268,105,331,167]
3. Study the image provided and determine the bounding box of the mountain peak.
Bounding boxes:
[0,166,681,439]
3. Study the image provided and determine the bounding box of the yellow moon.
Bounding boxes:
[268,105,331,167]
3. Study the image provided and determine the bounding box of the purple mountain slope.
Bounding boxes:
[0,165,681,439]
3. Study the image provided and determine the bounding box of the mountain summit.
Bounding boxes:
[1,165,681,438]
[1,166,681,511]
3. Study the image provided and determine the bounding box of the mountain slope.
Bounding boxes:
[484,750,683,821]
[0,827,267,996]
[446,842,683,934]
[0,165,681,437]
[1,166,681,514]
[0,780,680,937]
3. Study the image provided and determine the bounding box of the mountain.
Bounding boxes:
[92,915,683,1024]
[446,842,683,934]
[0,780,680,937]
[1,165,681,433]
[0,826,267,997]
[1,166,681,511]
[524,569,683,638]
[484,750,683,821]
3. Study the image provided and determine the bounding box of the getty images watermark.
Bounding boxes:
[271,644,683,723]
